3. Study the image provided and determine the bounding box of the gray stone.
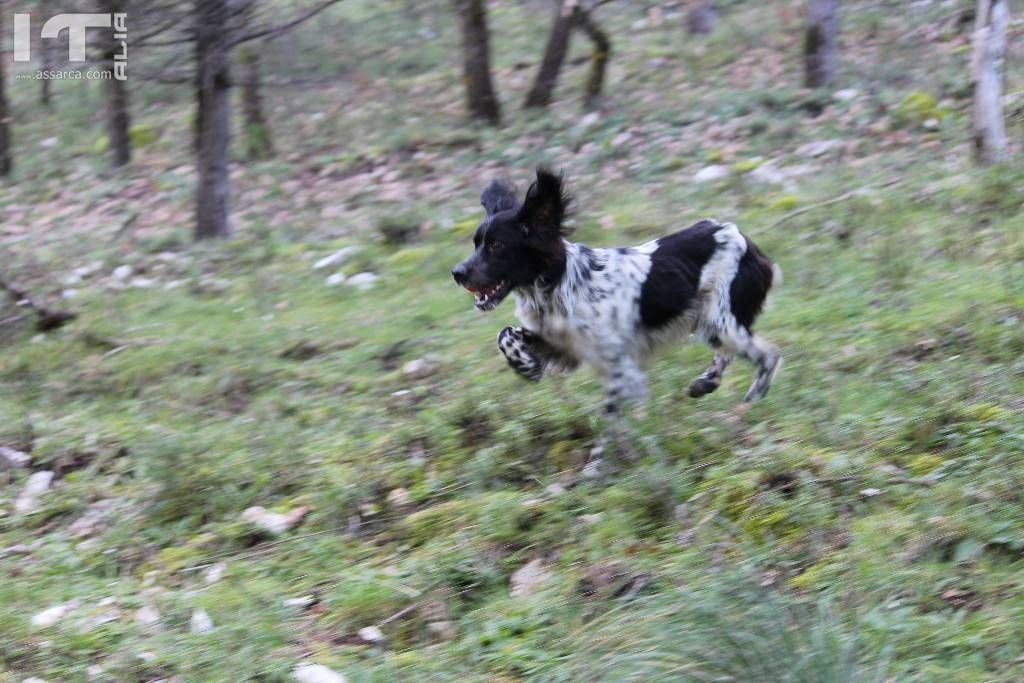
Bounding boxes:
[293,663,347,683]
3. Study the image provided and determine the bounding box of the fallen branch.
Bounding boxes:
[377,602,422,627]
[767,177,905,230]
[0,273,77,332]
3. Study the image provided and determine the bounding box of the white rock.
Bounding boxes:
[190,609,214,634]
[135,604,161,627]
[130,277,157,289]
[611,131,633,147]
[358,625,384,643]
[204,561,227,584]
[241,505,309,535]
[386,488,410,507]
[137,652,156,663]
[62,289,79,299]
[31,600,80,628]
[325,272,347,286]
[15,471,54,514]
[693,165,730,182]
[85,607,120,630]
[68,499,120,537]
[283,595,316,609]
[860,488,883,498]
[510,559,552,598]
[832,88,860,102]
[87,664,105,680]
[796,139,842,158]
[347,272,378,290]
[578,111,601,128]
[241,506,291,535]
[313,246,359,270]
[0,544,33,557]
[0,446,30,468]
[780,164,816,179]
[24,677,49,683]
[545,483,567,497]
[748,163,785,185]
[111,265,133,281]
[293,663,347,683]
[40,137,59,149]
[402,358,437,380]
[63,272,83,286]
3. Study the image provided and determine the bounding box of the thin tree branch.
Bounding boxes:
[0,273,77,332]
[767,177,905,230]
[231,0,345,47]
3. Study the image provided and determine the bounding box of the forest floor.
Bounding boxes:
[2,1,1024,680]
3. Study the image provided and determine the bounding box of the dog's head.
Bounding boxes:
[452,168,570,311]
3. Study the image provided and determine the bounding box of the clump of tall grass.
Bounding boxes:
[543,571,890,683]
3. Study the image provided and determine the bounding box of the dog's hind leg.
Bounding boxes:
[688,351,733,398]
[741,334,781,403]
[702,315,780,404]
[728,328,781,403]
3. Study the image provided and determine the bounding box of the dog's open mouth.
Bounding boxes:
[465,281,511,311]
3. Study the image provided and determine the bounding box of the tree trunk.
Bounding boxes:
[578,9,610,111]
[0,9,11,177]
[804,0,838,88]
[40,35,53,108]
[971,0,1009,165]
[240,47,275,160]
[102,0,131,167]
[686,0,716,36]
[454,0,501,125]
[195,0,233,240]
[524,0,577,109]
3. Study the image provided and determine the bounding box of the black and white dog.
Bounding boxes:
[452,169,781,423]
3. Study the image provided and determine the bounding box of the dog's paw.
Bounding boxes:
[497,326,520,349]
[497,326,543,381]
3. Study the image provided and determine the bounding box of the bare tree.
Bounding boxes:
[240,46,275,160]
[40,0,54,108]
[578,8,610,111]
[454,0,501,125]
[970,0,1009,164]
[525,0,577,109]
[524,1,611,111]
[101,0,131,167]
[194,0,233,239]
[804,0,838,88]
[193,0,344,239]
[686,0,715,36]
[0,7,11,177]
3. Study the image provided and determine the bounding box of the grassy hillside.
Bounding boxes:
[2,1,1023,680]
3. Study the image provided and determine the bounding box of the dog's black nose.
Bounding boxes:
[452,263,468,286]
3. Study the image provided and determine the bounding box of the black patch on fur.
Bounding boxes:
[639,220,722,329]
[729,237,774,331]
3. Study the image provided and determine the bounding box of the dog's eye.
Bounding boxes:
[488,241,505,252]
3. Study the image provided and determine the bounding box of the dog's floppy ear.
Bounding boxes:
[518,168,570,238]
[481,179,518,217]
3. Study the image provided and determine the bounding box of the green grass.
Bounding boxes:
[2,0,1024,680]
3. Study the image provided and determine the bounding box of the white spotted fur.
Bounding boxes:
[505,222,779,411]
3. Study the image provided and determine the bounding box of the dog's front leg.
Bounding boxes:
[498,326,578,382]
[497,326,546,381]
